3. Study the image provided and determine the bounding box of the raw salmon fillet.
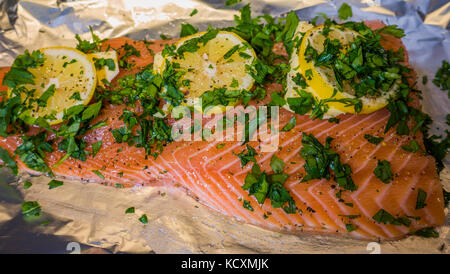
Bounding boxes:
[0,21,445,240]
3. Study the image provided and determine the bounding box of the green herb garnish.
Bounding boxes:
[243,200,254,211]
[413,227,439,238]
[415,188,427,209]
[139,214,148,224]
[364,134,383,145]
[300,133,357,191]
[0,147,18,175]
[432,60,449,98]
[402,140,421,153]
[373,160,393,184]
[372,209,410,227]
[92,170,105,180]
[48,179,64,189]
[24,181,32,189]
[281,116,296,132]
[21,201,41,217]
[338,3,352,20]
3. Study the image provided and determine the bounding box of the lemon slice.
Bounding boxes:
[88,51,119,87]
[160,31,256,114]
[289,25,396,116]
[17,47,97,125]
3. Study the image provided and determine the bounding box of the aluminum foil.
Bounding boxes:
[0,0,449,254]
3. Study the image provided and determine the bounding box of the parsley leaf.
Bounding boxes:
[93,57,116,71]
[300,133,357,191]
[270,154,285,174]
[91,141,102,157]
[75,26,104,54]
[376,25,406,38]
[48,179,64,189]
[444,188,450,208]
[190,9,198,17]
[236,144,257,167]
[345,223,357,232]
[415,188,427,209]
[81,101,102,120]
[364,134,384,145]
[225,0,242,7]
[338,3,352,20]
[180,23,199,37]
[413,227,439,238]
[281,116,296,132]
[401,140,421,153]
[139,214,148,224]
[3,50,45,88]
[21,201,41,217]
[432,60,449,98]
[92,170,105,180]
[372,209,410,227]
[373,160,393,184]
[24,181,32,189]
[38,84,55,107]
[243,200,254,211]
[0,147,18,175]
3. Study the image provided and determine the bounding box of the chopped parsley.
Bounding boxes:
[338,3,352,20]
[38,84,55,107]
[401,140,421,153]
[216,143,225,149]
[300,133,357,191]
[119,43,141,69]
[21,201,41,217]
[0,147,18,175]
[125,207,135,214]
[415,189,427,209]
[190,9,198,17]
[93,57,116,71]
[48,179,64,189]
[345,223,356,232]
[75,26,104,54]
[241,154,297,214]
[69,92,82,101]
[270,154,285,174]
[444,188,450,208]
[107,68,177,158]
[24,181,32,189]
[281,116,296,132]
[225,0,242,7]
[91,141,102,157]
[364,134,383,145]
[92,170,105,180]
[242,200,254,211]
[373,160,393,184]
[139,214,148,224]
[372,209,410,227]
[180,23,199,37]
[236,144,257,167]
[413,227,439,238]
[432,60,449,98]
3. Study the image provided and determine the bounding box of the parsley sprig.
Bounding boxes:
[300,133,357,191]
